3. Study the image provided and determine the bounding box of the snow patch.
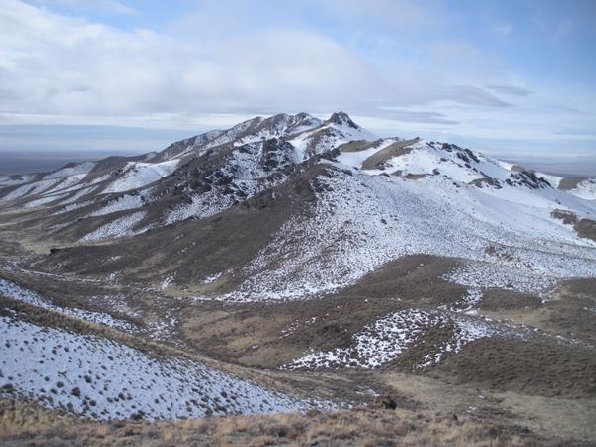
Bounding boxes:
[90,191,150,217]
[0,279,136,331]
[281,309,508,370]
[221,168,596,302]
[0,316,317,420]
[81,211,146,242]
[567,178,596,200]
[103,160,179,193]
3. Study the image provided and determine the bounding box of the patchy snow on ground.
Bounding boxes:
[443,262,560,299]
[80,211,146,242]
[336,138,395,168]
[160,275,174,290]
[44,162,95,179]
[416,313,506,368]
[369,141,510,182]
[166,140,294,224]
[0,174,35,188]
[281,309,509,370]
[440,288,484,313]
[166,190,237,224]
[0,170,94,205]
[82,173,112,188]
[146,307,178,343]
[103,160,179,193]
[0,278,136,331]
[566,178,596,200]
[18,174,99,209]
[1,177,64,201]
[56,186,96,207]
[201,272,222,284]
[232,114,323,148]
[4,115,596,307]
[222,166,596,302]
[44,174,87,192]
[282,309,433,369]
[0,316,316,420]
[289,119,376,162]
[90,190,150,217]
[52,198,94,215]
[23,192,70,208]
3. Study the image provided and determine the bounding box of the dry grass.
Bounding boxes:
[0,399,577,447]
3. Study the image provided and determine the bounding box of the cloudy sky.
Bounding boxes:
[1,0,595,171]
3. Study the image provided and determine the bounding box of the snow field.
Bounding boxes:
[103,160,179,193]
[90,190,150,217]
[222,168,595,302]
[0,278,136,331]
[0,316,314,420]
[567,178,596,200]
[80,211,146,242]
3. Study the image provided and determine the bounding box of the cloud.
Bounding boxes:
[486,84,534,97]
[377,108,459,125]
[26,0,136,15]
[1,1,397,126]
[491,23,513,39]
[0,1,508,123]
[1,0,594,159]
[313,0,445,31]
[441,86,513,108]
[553,129,596,136]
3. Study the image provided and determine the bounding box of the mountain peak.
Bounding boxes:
[327,111,358,129]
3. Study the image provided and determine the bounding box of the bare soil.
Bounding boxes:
[361,138,420,170]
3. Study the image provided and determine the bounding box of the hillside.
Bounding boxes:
[0,112,594,445]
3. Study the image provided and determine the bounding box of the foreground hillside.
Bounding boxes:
[0,112,594,445]
[2,398,587,447]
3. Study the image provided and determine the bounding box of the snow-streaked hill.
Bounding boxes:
[0,112,594,301]
[1,112,595,436]
[0,315,316,420]
[281,308,513,370]
[221,162,595,301]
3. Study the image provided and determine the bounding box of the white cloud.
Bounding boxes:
[491,23,513,39]
[27,0,137,15]
[0,1,394,125]
[486,84,534,97]
[0,0,594,159]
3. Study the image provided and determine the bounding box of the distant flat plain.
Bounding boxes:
[0,148,594,178]
[0,150,133,175]
[0,124,594,177]
[2,150,594,179]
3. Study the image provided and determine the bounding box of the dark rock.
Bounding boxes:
[371,394,397,410]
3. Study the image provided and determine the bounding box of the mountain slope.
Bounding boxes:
[0,113,595,441]
[1,112,593,301]
[0,314,311,420]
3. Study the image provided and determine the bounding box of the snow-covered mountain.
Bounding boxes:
[0,112,592,303]
[1,112,595,430]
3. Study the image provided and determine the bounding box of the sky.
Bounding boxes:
[1,0,595,172]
